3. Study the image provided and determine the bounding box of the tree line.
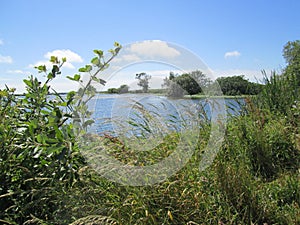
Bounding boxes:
[108,70,263,97]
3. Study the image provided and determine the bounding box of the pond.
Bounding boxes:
[85,94,244,137]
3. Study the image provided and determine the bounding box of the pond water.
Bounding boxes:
[86,94,244,137]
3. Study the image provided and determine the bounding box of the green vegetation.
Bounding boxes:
[0,41,299,225]
[214,75,262,96]
[107,84,130,94]
[162,71,261,98]
[283,40,300,85]
[163,70,212,98]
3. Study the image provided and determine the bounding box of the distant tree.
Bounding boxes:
[283,40,300,85]
[163,72,185,98]
[283,40,300,66]
[107,88,119,94]
[189,70,212,91]
[135,72,151,93]
[163,70,211,97]
[118,84,129,93]
[215,75,262,96]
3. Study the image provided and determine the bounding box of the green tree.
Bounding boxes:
[107,87,119,93]
[135,72,151,93]
[163,70,211,97]
[118,84,129,93]
[283,40,300,85]
[215,75,262,96]
[162,72,185,98]
[256,40,300,114]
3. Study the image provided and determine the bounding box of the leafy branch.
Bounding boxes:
[67,42,122,132]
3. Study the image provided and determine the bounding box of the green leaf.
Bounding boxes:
[92,76,100,83]
[108,49,115,55]
[36,134,43,143]
[67,74,81,81]
[50,56,58,63]
[85,65,92,72]
[114,42,121,54]
[79,65,92,72]
[67,91,76,100]
[91,57,100,66]
[78,67,86,72]
[83,119,95,128]
[45,138,59,144]
[93,49,103,57]
[54,107,62,119]
[48,73,54,79]
[114,42,121,48]
[52,65,59,74]
[54,126,64,141]
[35,65,47,73]
[23,79,33,88]
[74,74,81,81]
[62,57,67,62]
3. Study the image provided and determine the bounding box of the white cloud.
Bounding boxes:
[30,49,83,69]
[113,54,141,63]
[224,51,241,59]
[129,40,180,58]
[7,69,31,75]
[0,54,13,63]
[44,49,83,63]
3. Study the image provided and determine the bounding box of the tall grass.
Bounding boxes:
[56,77,299,225]
[256,70,300,115]
[38,77,300,224]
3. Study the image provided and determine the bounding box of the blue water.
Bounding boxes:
[86,94,244,136]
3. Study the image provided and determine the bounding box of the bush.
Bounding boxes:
[0,43,122,224]
[0,70,84,224]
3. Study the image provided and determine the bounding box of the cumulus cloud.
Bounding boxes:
[7,69,31,75]
[44,49,83,63]
[129,40,180,58]
[113,54,141,63]
[0,54,13,63]
[224,51,241,59]
[30,49,83,69]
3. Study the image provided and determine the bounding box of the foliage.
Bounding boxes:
[107,88,119,94]
[214,75,262,96]
[162,72,185,98]
[135,72,151,93]
[0,64,84,224]
[0,43,121,224]
[107,84,129,94]
[283,40,300,85]
[71,42,121,134]
[163,70,212,98]
[256,70,299,116]
[118,84,129,93]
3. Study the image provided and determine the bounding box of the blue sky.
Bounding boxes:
[0,0,299,92]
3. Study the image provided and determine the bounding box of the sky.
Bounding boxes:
[0,0,299,93]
